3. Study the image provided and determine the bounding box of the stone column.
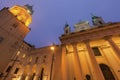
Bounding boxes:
[25,65,33,80]
[72,43,83,80]
[18,66,26,80]
[84,41,105,80]
[61,44,68,80]
[34,64,41,80]
[105,36,120,60]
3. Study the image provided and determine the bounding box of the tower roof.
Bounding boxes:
[24,4,34,15]
[9,5,32,26]
[65,23,69,28]
[92,15,99,19]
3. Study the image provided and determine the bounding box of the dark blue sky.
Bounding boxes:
[1,0,120,47]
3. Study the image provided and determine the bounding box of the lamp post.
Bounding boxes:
[50,44,55,80]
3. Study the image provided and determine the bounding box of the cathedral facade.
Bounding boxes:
[0,5,120,80]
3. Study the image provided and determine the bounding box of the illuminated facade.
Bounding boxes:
[60,21,120,80]
[0,5,120,80]
[0,5,32,80]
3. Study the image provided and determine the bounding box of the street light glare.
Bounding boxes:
[51,46,55,51]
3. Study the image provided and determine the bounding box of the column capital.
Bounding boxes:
[71,42,77,47]
[61,44,66,47]
[104,35,120,60]
[83,39,90,44]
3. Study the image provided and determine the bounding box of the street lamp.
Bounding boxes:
[50,43,55,80]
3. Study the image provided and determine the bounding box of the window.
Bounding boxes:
[35,57,39,63]
[92,47,101,56]
[65,30,68,34]
[39,68,44,80]
[42,55,47,63]
[0,72,3,77]
[6,66,12,72]
[31,73,36,80]
[29,57,32,62]
[16,51,20,56]
[44,55,47,58]
[12,23,18,28]
[99,64,115,80]
[0,37,4,43]
[14,68,19,74]
[22,54,26,58]
[86,74,91,80]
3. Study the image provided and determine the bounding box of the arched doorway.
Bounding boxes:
[99,64,115,80]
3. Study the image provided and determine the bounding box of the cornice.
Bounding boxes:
[60,22,120,44]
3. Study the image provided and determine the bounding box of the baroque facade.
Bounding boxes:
[0,5,120,80]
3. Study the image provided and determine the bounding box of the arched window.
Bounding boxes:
[38,68,44,80]
[86,74,91,80]
[99,64,115,80]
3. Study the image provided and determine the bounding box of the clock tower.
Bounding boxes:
[0,4,33,73]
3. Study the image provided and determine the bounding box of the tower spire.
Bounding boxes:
[24,4,34,15]
[64,22,71,35]
[91,14,105,26]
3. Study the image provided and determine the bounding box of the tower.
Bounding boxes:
[9,4,33,26]
[0,4,33,74]
[92,15,105,26]
[64,23,71,35]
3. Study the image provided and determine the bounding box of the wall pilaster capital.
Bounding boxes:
[71,42,77,47]
[61,44,66,47]
[83,39,90,44]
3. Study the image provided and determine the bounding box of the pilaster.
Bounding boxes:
[61,44,68,80]
[25,65,33,80]
[84,40,105,80]
[72,43,83,80]
[34,64,41,80]
[105,36,120,60]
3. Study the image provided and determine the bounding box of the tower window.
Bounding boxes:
[92,47,101,56]
[22,54,26,58]
[12,23,18,28]
[14,68,19,74]
[44,55,47,58]
[65,30,68,34]
[98,21,103,24]
[0,37,4,43]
